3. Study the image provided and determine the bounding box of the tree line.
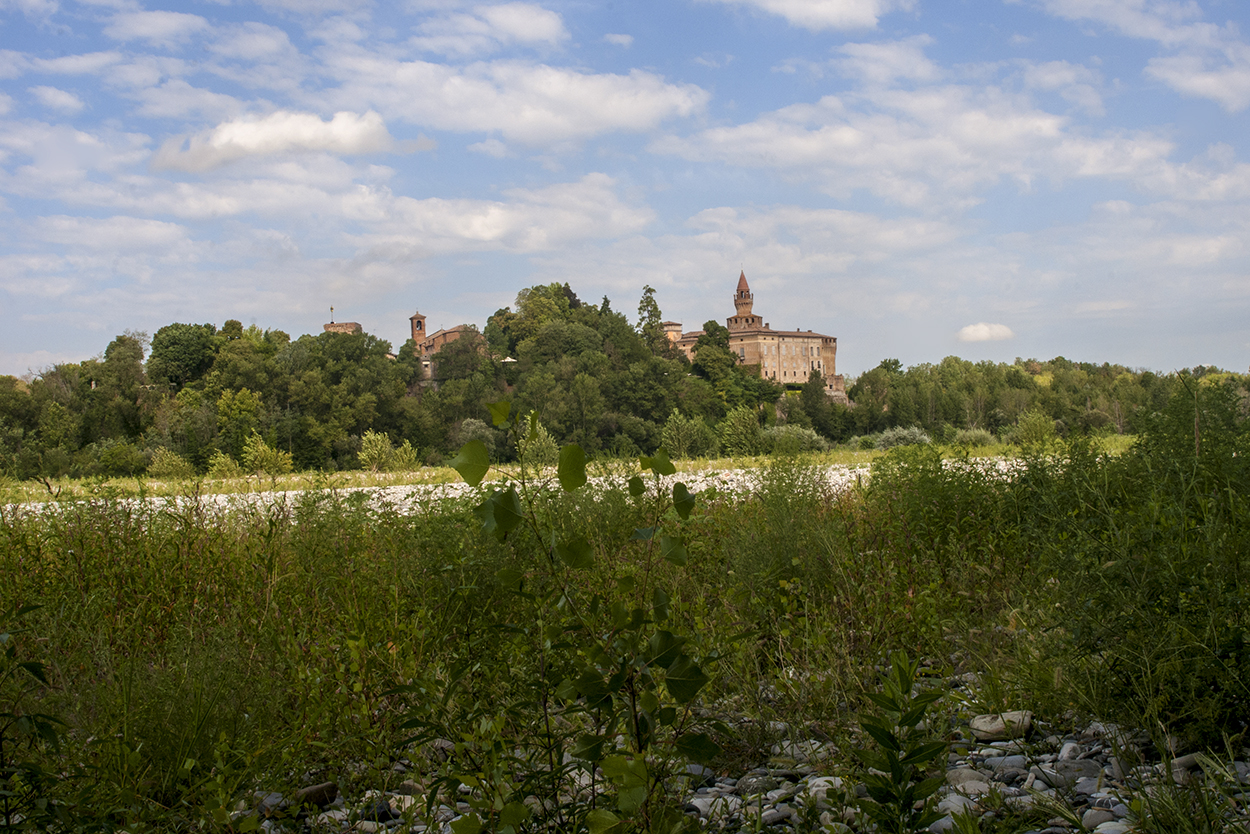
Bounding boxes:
[1,281,1244,479]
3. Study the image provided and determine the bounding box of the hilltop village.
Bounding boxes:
[335,272,848,403]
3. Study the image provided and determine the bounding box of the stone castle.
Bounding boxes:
[326,273,846,400]
[666,272,847,402]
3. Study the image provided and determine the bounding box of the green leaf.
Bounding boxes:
[660,535,688,566]
[652,588,669,621]
[449,439,491,487]
[572,734,606,763]
[648,630,686,668]
[640,448,677,476]
[672,482,695,519]
[495,567,524,589]
[450,813,483,834]
[617,785,647,814]
[630,526,656,541]
[899,741,947,766]
[862,722,901,752]
[555,537,594,569]
[486,400,512,428]
[914,774,946,801]
[675,732,721,765]
[584,809,621,834]
[477,488,523,540]
[627,476,645,497]
[558,444,588,492]
[500,801,531,828]
[665,654,709,704]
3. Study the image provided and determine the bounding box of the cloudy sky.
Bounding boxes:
[2,0,1249,378]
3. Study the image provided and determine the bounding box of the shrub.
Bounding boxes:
[148,447,197,480]
[241,433,293,476]
[661,410,718,459]
[451,418,498,458]
[391,440,421,472]
[517,420,559,468]
[359,430,394,472]
[205,451,242,479]
[718,406,763,456]
[876,426,931,450]
[762,424,829,454]
[1010,410,1056,446]
[952,427,995,448]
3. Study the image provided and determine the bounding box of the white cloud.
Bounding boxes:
[33,215,190,250]
[129,79,243,120]
[32,52,125,74]
[103,11,212,48]
[699,0,915,31]
[468,137,510,156]
[835,36,939,85]
[957,322,1015,341]
[322,56,708,145]
[604,33,633,47]
[1022,60,1104,114]
[1034,0,1250,111]
[208,22,298,61]
[152,110,399,171]
[29,85,84,112]
[411,3,569,56]
[0,93,12,115]
[0,0,58,19]
[347,173,655,256]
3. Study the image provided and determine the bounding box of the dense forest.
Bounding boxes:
[0,281,1245,480]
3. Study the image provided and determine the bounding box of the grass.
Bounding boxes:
[4,415,1245,832]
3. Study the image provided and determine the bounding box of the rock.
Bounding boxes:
[359,799,398,823]
[1059,742,1081,761]
[806,775,844,803]
[736,773,779,796]
[970,711,1033,741]
[685,763,716,789]
[929,816,955,833]
[1092,823,1132,834]
[1082,808,1115,829]
[984,754,1027,771]
[295,782,338,810]
[938,794,977,815]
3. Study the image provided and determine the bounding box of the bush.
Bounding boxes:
[240,434,293,476]
[952,427,995,447]
[391,440,421,472]
[762,424,829,454]
[1010,410,1056,446]
[451,418,498,458]
[718,406,763,456]
[661,410,718,459]
[359,430,394,472]
[205,451,242,479]
[876,426,931,450]
[148,447,197,480]
[517,421,559,468]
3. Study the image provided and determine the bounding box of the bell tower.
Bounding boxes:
[409,311,426,343]
[728,271,762,330]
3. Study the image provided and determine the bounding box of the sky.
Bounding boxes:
[2,0,1249,379]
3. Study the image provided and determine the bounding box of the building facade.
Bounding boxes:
[670,272,847,402]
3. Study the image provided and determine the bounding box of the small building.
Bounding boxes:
[669,272,847,402]
[409,311,484,381]
[323,307,362,335]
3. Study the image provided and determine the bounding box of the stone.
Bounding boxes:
[1092,823,1132,834]
[806,775,844,803]
[946,768,987,788]
[970,711,1033,741]
[929,816,955,833]
[359,799,399,823]
[1059,742,1081,761]
[938,794,978,815]
[295,782,339,810]
[1082,808,1115,829]
[685,763,716,789]
[736,773,779,796]
[984,754,1028,771]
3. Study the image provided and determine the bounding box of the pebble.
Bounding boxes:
[246,673,1250,834]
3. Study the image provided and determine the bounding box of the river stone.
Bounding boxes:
[1083,808,1115,829]
[736,773,779,796]
[295,781,338,809]
[970,711,1032,741]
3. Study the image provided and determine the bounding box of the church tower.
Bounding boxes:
[409,311,426,343]
[728,271,762,330]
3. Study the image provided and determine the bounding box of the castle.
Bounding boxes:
[666,272,847,402]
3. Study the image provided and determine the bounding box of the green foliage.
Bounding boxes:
[205,450,242,479]
[1010,409,1056,446]
[762,424,830,454]
[855,651,947,834]
[147,322,217,389]
[952,427,996,447]
[718,406,762,456]
[876,425,931,450]
[148,446,197,480]
[241,432,293,476]
[660,410,717,460]
[359,429,394,472]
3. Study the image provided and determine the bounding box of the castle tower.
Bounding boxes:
[728,271,762,330]
[409,311,426,343]
[734,271,753,316]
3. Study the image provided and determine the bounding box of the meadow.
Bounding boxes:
[1,383,1247,833]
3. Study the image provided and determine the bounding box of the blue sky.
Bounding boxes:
[2,0,1249,378]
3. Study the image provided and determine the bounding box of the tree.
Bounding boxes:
[636,284,668,356]
[147,322,217,389]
